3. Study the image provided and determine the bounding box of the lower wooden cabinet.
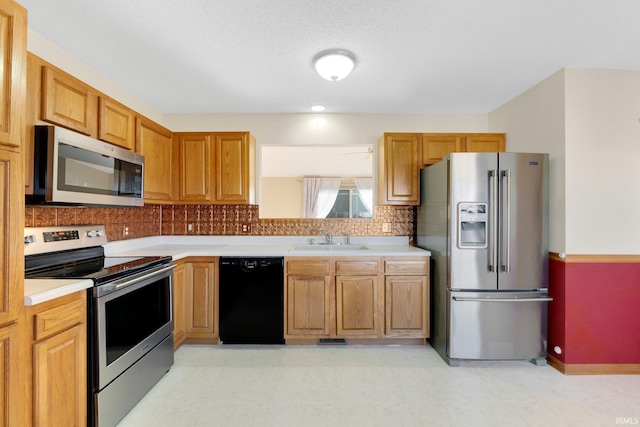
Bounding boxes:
[285,256,429,341]
[172,262,188,349]
[174,258,218,347]
[21,291,87,427]
[286,259,331,336]
[0,323,19,427]
[384,258,430,338]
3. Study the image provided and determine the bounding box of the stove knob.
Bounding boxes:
[87,229,106,238]
[24,234,35,245]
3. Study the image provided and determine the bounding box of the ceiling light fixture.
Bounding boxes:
[311,105,326,112]
[313,49,356,82]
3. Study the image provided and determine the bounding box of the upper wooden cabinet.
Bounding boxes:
[32,58,137,151]
[214,133,254,203]
[41,66,98,137]
[378,133,421,206]
[175,132,255,204]
[422,134,465,166]
[421,133,506,166]
[135,117,175,202]
[99,97,135,150]
[0,0,26,149]
[464,133,506,153]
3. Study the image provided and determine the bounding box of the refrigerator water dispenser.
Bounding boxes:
[458,203,487,248]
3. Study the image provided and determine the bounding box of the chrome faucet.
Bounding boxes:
[319,228,332,245]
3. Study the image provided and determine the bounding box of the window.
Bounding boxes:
[326,189,372,219]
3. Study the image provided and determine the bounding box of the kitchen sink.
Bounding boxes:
[291,244,369,251]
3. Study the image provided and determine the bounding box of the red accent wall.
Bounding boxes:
[549,258,640,364]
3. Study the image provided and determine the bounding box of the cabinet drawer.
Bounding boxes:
[335,260,378,275]
[286,260,331,275]
[384,259,428,275]
[33,298,85,341]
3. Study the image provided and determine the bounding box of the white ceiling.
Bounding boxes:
[19,0,640,114]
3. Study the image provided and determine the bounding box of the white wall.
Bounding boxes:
[489,70,567,253]
[564,68,640,254]
[164,113,489,147]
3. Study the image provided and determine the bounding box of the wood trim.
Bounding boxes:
[549,252,640,263]
[285,338,426,346]
[547,354,640,375]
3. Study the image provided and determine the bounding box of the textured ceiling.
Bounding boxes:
[19,0,640,114]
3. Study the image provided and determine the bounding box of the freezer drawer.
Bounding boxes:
[448,291,550,361]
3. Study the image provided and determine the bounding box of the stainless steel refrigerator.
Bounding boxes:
[417,152,551,366]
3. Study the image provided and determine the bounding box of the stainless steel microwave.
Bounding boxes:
[28,125,145,207]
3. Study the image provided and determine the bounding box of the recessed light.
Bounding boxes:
[311,105,326,112]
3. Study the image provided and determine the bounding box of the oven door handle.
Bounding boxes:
[113,264,177,291]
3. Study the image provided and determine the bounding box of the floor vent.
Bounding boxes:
[317,338,347,345]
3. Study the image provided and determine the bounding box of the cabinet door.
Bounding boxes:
[465,133,506,153]
[0,149,22,325]
[286,275,330,337]
[385,275,429,338]
[213,133,252,203]
[33,324,87,427]
[0,323,19,427]
[0,0,26,149]
[172,263,189,349]
[98,97,135,150]
[178,133,212,202]
[378,133,420,205]
[336,275,380,336]
[422,134,464,166]
[186,262,216,340]
[136,117,175,202]
[42,66,98,137]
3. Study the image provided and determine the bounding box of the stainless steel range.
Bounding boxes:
[24,225,175,427]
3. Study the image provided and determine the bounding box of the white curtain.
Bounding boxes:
[302,178,341,218]
[354,177,373,215]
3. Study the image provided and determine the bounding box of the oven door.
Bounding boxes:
[95,265,174,390]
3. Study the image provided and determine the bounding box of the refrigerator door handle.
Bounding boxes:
[453,296,553,302]
[488,169,498,272]
[501,169,512,272]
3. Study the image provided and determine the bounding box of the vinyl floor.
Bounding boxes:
[117,344,640,427]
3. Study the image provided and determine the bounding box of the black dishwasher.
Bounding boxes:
[219,257,285,344]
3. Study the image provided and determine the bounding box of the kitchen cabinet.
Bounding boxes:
[175,132,255,204]
[184,259,218,343]
[378,133,421,206]
[22,291,87,427]
[0,2,25,424]
[285,256,428,341]
[0,323,19,427]
[384,258,429,338]
[41,65,98,137]
[335,260,382,337]
[172,262,188,349]
[0,0,26,150]
[98,96,135,150]
[135,116,175,202]
[285,259,332,337]
[177,133,212,201]
[421,133,506,166]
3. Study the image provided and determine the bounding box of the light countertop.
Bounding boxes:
[25,235,430,305]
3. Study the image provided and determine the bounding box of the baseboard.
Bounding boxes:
[548,354,640,375]
[285,338,426,346]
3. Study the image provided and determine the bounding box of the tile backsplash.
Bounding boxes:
[25,204,416,244]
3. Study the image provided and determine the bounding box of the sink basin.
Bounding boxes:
[291,244,369,251]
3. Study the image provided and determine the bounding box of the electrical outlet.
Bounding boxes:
[382,222,392,233]
[187,223,194,232]
[123,225,129,236]
[242,223,252,234]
